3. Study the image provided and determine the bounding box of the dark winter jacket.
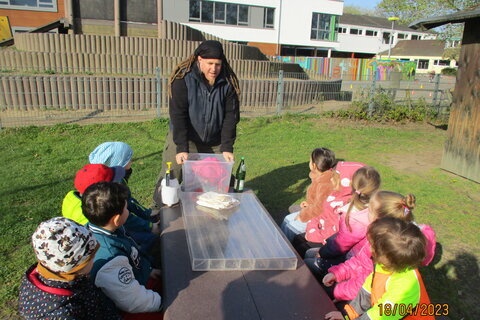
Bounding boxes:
[18,264,120,320]
[169,63,240,153]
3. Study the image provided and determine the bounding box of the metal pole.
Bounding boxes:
[387,20,394,59]
[368,68,377,116]
[432,74,441,110]
[156,67,161,118]
[276,0,282,56]
[276,70,284,115]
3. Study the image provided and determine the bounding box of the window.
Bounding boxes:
[189,0,251,27]
[238,5,248,26]
[397,33,406,39]
[0,0,57,12]
[336,27,347,34]
[214,2,225,23]
[350,28,361,35]
[382,32,391,44]
[201,1,213,23]
[365,30,377,36]
[434,60,450,66]
[411,35,420,40]
[417,59,429,69]
[263,7,274,28]
[311,13,337,41]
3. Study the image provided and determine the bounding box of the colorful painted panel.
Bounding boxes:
[273,56,417,80]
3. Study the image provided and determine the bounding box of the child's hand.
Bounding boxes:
[323,273,336,287]
[151,222,161,235]
[300,201,308,208]
[150,268,162,280]
[325,311,344,320]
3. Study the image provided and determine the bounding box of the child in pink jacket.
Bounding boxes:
[292,162,366,257]
[280,148,337,242]
[322,191,436,301]
[304,166,381,280]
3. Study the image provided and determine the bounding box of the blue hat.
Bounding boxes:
[89,142,133,168]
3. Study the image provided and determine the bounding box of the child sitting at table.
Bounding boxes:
[292,161,366,257]
[304,166,381,280]
[325,217,434,320]
[280,148,337,242]
[62,163,157,253]
[89,141,161,249]
[18,217,120,319]
[82,181,163,316]
[322,191,436,302]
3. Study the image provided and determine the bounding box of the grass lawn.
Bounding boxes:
[1,115,479,319]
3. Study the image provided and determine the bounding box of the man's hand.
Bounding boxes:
[176,152,188,165]
[325,311,344,320]
[323,273,336,287]
[222,152,234,162]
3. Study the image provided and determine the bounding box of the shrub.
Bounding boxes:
[324,88,443,123]
[441,67,457,76]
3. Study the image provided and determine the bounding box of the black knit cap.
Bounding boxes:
[194,40,225,59]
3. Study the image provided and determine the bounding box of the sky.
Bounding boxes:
[344,0,382,10]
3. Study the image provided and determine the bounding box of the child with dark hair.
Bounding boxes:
[325,217,434,320]
[62,163,157,253]
[83,182,162,315]
[280,148,337,241]
[18,217,120,319]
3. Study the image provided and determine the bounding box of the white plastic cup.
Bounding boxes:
[161,178,179,207]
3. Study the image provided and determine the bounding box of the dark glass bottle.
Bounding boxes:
[234,157,246,193]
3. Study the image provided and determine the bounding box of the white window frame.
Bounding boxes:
[434,59,450,66]
[0,0,57,12]
[263,7,274,29]
[189,0,250,27]
[365,30,377,36]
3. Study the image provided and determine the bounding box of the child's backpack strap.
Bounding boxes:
[27,268,74,296]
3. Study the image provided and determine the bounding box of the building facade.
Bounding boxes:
[376,39,457,73]
[163,0,344,56]
[0,0,65,34]
[334,13,435,58]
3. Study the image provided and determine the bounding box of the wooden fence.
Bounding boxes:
[0,50,304,77]
[13,33,268,61]
[0,75,342,111]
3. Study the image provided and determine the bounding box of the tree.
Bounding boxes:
[375,0,478,40]
[343,6,376,16]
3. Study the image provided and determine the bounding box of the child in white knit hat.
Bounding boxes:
[18,217,121,319]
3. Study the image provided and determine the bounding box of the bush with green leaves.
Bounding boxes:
[326,88,442,122]
[441,67,457,76]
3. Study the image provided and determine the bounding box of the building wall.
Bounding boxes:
[376,53,456,73]
[165,0,342,48]
[0,0,65,31]
[248,42,278,56]
[336,23,432,54]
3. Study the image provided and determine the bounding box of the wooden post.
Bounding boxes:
[114,0,121,37]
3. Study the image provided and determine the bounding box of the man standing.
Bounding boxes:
[153,40,240,208]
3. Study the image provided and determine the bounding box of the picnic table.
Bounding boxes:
[159,191,337,320]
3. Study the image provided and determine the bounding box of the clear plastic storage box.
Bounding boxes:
[182,153,233,193]
[179,191,298,271]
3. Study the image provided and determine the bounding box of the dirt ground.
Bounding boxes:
[0,100,352,128]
